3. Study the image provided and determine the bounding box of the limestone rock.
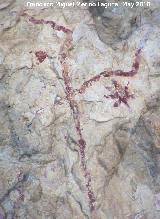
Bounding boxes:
[0,0,160,218]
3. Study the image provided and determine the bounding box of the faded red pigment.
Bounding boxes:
[35,50,48,63]
[59,34,96,211]
[23,13,72,34]
[23,13,143,215]
[104,80,134,108]
[75,48,141,94]
[24,13,96,213]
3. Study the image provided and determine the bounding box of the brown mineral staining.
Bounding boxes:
[35,51,48,63]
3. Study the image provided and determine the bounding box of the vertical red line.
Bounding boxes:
[59,34,96,213]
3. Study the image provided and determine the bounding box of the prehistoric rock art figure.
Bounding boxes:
[35,50,48,63]
[59,32,96,212]
[104,80,134,108]
[23,13,96,214]
[75,48,141,95]
[22,12,143,216]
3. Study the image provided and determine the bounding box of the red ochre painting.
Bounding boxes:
[0,1,160,219]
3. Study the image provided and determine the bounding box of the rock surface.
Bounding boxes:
[0,0,160,218]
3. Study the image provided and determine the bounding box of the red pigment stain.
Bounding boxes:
[35,50,48,63]
[59,34,96,212]
[23,12,96,212]
[21,12,145,215]
[75,48,141,94]
[59,34,95,212]
[22,13,72,34]
[104,80,134,108]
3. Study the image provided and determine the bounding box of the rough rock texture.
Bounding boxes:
[86,0,149,48]
[1,0,160,218]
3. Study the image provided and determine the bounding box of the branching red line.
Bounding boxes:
[75,48,142,94]
[21,12,144,214]
[22,12,96,212]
